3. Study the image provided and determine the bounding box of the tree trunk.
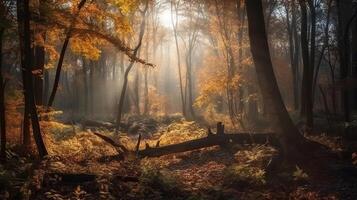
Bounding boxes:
[17,0,48,157]
[22,105,31,147]
[133,67,140,115]
[89,61,94,116]
[43,69,49,104]
[291,3,300,111]
[34,33,45,106]
[47,0,87,108]
[285,1,299,110]
[245,0,307,157]
[143,24,149,115]
[143,68,149,115]
[352,5,357,110]
[116,1,148,130]
[299,0,313,128]
[171,0,186,117]
[82,58,88,115]
[0,28,6,162]
[186,49,196,119]
[337,0,352,122]
[307,0,316,128]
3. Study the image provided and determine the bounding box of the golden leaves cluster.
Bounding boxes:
[38,0,141,68]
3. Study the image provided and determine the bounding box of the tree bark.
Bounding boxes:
[34,37,45,105]
[47,0,87,108]
[116,1,149,130]
[0,28,6,162]
[17,0,48,157]
[337,0,352,122]
[352,4,357,110]
[89,60,95,116]
[299,0,314,128]
[82,58,88,115]
[143,67,149,114]
[245,0,307,157]
[285,0,299,110]
[307,0,316,128]
[133,67,140,115]
[171,0,186,117]
[143,22,149,115]
[43,69,49,104]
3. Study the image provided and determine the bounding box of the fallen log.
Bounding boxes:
[137,132,278,157]
[92,132,128,153]
[92,122,278,158]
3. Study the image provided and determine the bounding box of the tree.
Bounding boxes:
[17,0,48,157]
[116,0,149,130]
[245,0,309,157]
[171,0,186,117]
[337,0,353,122]
[285,0,300,110]
[33,1,46,106]
[0,16,5,162]
[47,0,87,108]
[298,0,315,129]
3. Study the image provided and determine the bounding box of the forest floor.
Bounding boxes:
[1,116,357,199]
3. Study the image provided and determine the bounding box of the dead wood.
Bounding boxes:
[91,122,277,158]
[137,132,277,157]
[92,132,128,153]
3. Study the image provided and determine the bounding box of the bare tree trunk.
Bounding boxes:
[337,0,352,122]
[291,3,300,111]
[0,28,6,162]
[245,0,308,157]
[89,61,94,116]
[64,70,71,109]
[22,104,30,147]
[34,34,45,105]
[299,0,314,128]
[144,67,149,115]
[327,48,337,115]
[285,0,299,110]
[236,0,246,128]
[186,47,196,119]
[17,0,48,157]
[73,69,80,114]
[352,6,357,110]
[116,1,149,130]
[171,0,186,117]
[312,0,332,105]
[143,22,149,115]
[133,67,140,115]
[43,69,49,104]
[82,58,88,115]
[307,0,316,128]
[47,0,87,108]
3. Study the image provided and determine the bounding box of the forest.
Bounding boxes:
[0,0,357,199]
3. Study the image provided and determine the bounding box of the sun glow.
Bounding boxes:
[159,8,173,28]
